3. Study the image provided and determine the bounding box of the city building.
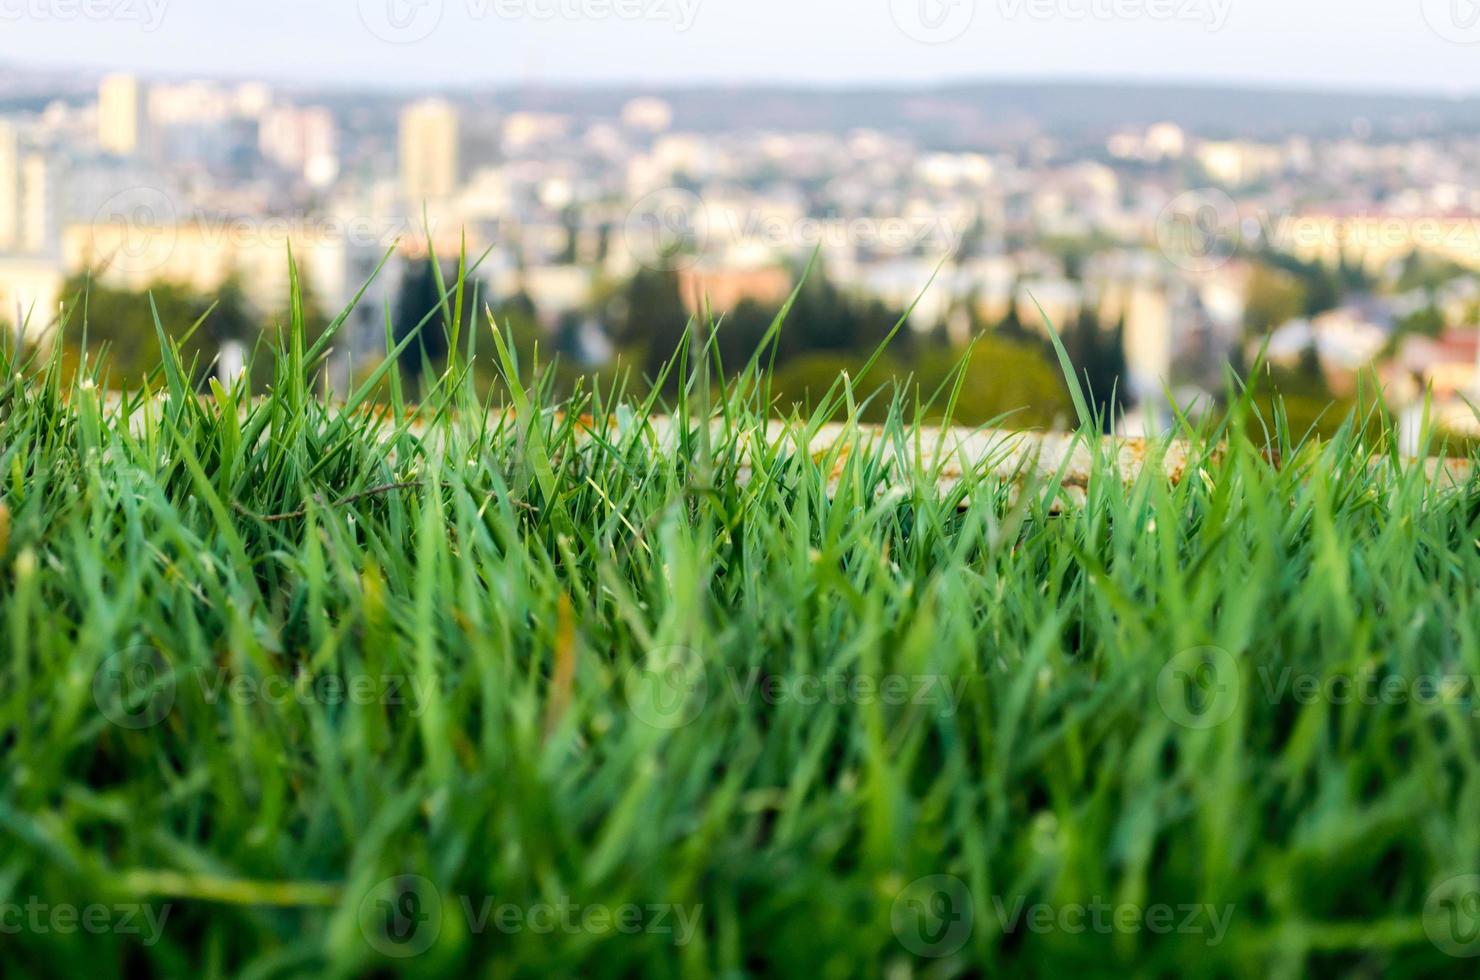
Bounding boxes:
[0,254,62,340]
[1196,140,1284,187]
[1265,307,1389,374]
[9,62,1479,436]
[1118,280,1174,401]
[260,105,339,186]
[1390,329,1480,399]
[502,112,571,155]
[98,74,148,157]
[0,120,18,251]
[19,154,52,254]
[1282,211,1480,275]
[677,264,792,317]
[63,217,352,316]
[621,98,674,134]
[399,99,460,204]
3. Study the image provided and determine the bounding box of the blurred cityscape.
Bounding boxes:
[4,69,1480,447]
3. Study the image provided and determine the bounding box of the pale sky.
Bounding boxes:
[1,0,1478,94]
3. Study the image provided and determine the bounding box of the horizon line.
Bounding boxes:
[4,61,1479,102]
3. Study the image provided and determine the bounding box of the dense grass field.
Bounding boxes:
[3,270,1480,978]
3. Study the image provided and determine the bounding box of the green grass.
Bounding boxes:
[3,264,1480,979]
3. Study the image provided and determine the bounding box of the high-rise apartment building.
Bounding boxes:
[98,73,147,156]
[19,154,51,254]
[0,120,18,251]
[399,99,459,204]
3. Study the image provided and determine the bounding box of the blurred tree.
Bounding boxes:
[765,336,1072,429]
[1258,250,1339,317]
[1064,306,1126,430]
[996,295,1031,342]
[1393,306,1445,340]
[392,258,469,392]
[558,206,580,265]
[485,291,543,372]
[57,273,262,388]
[1244,265,1307,336]
[1336,250,1372,293]
[1396,249,1469,293]
[206,277,257,349]
[711,298,778,370]
[1297,340,1323,382]
[780,267,903,359]
[609,267,692,385]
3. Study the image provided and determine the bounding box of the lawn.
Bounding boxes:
[2,271,1480,978]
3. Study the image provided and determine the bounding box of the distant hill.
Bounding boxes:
[9,62,1480,146]
[478,80,1480,146]
[0,61,95,112]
